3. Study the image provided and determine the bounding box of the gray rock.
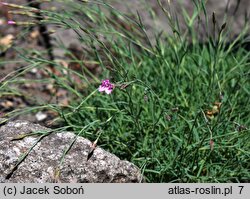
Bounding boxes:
[47,0,249,57]
[0,120,143,183]
[108,0,250,39]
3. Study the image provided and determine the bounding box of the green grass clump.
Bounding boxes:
[1,0,249,182]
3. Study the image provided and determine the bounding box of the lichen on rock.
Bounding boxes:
[0,120,143,183]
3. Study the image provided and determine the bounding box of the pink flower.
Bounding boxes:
[7,20,16,25]
[98,79,114,94]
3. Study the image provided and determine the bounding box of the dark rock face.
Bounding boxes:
[109,0,250,39]
[0,121,143,183]
[50,0,249,55]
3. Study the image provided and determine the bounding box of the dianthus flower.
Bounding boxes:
[98,79,114,94]
[7,20,16,25]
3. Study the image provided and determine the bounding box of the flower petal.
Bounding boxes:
[98,86,106,92]
[98,79,114,94]
[105,88,113,94]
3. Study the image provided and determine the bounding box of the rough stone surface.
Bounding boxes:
[0,120,143,183]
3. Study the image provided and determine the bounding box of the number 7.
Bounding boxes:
[238,186,244,194]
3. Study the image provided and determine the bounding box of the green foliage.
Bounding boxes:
[1,0,249,182]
